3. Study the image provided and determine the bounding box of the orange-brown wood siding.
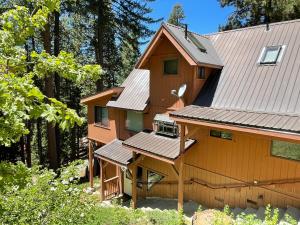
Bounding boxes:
[138,125,300,208]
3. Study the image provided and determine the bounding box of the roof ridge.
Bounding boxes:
[204,19,300,36]
[189,105,300,117]
[163,22,210,40]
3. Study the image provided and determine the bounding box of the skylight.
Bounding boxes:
[260,46,282,64]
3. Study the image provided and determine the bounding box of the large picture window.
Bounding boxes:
[271,140,300,161]
[126,111,143,132]
[94,106,109,127]
[163,59,178,75]
[147,170,164,190]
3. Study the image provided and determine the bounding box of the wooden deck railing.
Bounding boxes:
[104,176,119,200]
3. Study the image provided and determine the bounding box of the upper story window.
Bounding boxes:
[164,59,178,75]
[126,110,143,132]
[198,66,206,79]
[94,106,109,127]
[210,129,232,140]
[271,140,300,161]
[259,46,284,64]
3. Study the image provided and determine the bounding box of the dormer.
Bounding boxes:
[136,22,223,110]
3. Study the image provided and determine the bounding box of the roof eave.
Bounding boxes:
[80,87,124,104]
[170,115,300,143]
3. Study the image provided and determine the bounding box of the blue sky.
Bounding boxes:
[140,0,234,50]
[147,0,234,34]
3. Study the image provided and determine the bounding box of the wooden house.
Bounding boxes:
[81,20,300,210]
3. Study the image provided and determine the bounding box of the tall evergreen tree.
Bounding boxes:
[167,3,185,26]
[219,0,300,31]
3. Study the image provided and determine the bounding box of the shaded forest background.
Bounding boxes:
[0,0,299,170]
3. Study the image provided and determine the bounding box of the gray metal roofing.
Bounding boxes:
[94,139,132,166]
[171,105,300,133]
[204,19,300,114]
[106,69,150,111]
[163,23,223,67]
[123,132,196,160]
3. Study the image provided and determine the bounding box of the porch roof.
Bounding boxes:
[123,132,196,163]
[94,139,132,166]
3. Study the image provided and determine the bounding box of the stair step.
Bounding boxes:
[256,207,266,221]
[232,207,243,218]
[279,207,300,224]
[244,207,257,216]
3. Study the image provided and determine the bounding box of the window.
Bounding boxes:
[198,67,206,79]
[94,106,109,127]
[147,170,164,190]
[260,46,282,64]
[210,130,232,140]
[164,59,178,75]
[271,140,300,161]
[126,166,143,188]
[126,110,143,132]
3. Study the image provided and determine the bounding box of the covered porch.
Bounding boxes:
[122,125,195,211]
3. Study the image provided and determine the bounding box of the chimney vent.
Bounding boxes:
[185,24,188,39]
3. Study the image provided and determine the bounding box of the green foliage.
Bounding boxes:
[219,0,300,31]
[167,4,185,26]
[264,204,279,225]
[0,0,101,146]
[213,210,233,225]
[178,208,185,225]
[0,161,184,225]
[284,214,297,225]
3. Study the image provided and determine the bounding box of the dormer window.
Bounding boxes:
[260,46,283,64]
[198,67,206,79]
[164,59,178,75]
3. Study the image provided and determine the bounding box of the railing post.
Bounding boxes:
[88,140,94,188]
[99,158,105,201]
[131,152,137,209]
[178,124,186,211]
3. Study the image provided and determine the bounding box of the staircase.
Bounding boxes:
[232,206,300,224]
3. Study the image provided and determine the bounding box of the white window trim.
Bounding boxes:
[257,45,286,65]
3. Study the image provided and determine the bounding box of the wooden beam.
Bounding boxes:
[99,159,105,201]
[117,166,123,195]
[128,155,145,169]
[178,124,186,211]
[172,117,300,144]
[88,140,94,188]
[131,152,137,209]
[171,164,179,178]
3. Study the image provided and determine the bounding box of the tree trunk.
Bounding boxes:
[19,137,25,163]
[42,22,58,170]
[37,118,43,165]
[54,11,61,167]
[25,121,32,167]
[96,0,105,91]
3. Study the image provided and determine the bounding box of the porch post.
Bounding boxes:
[178,124,186,211]
[88,140,94,188]
[116,165,123,196]
[99,158,105,201]
[131,152,137,209]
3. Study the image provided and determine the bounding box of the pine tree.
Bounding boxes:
[167,3,185,26]
[219,0,300,31]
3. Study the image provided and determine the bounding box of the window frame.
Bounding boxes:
[210,129,233,140]
[259,46,282,65]
[270,140,300,162]
[147,169,165,190]
[163,58,179,75]
[125,110,144,132]
[198,66,206,79]
[94,106,109,128]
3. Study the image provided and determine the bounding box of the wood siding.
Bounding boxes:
[137,125,300,208]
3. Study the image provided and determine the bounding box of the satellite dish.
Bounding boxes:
[178,84,187,98]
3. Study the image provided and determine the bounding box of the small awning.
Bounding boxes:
[94,139,132,167]
[123,132,196,164]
